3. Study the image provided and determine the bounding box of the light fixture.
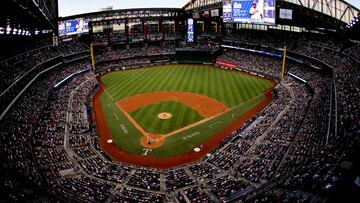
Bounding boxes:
[6,26,11,34]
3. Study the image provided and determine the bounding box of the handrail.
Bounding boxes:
[0,45,52,64]
[326,80,334,145]
[0,62,63,120]
[61,50,90,58]
[0,55,62,98]
[95,53,175,65]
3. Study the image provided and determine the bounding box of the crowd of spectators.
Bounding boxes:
[95,58,152,73]
[176,43,220,52]
[0,46,59,93]
[57,40,88,56]
[343,43,360,61]
[110,33,127,44]
[220,30,359,202]
[165,169,195,191]
[217,50,283,78]
[1,31,360,202]
[0,39,90,116]
[98,31,182,44]
[164,32,182,41]
[178,187,212,202]
[94,45,175,63]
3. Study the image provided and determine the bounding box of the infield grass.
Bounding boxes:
[129,101,204,134]
[98,64,274,157]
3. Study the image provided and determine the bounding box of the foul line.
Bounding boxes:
[208,121,223,129]
[114,102,149,137]
[163,109,229,138]
[110,90,270,142]
[113,113,119,120]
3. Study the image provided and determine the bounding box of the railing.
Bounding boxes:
[0,55,62,98]
[0,45,52,64]
[0,62,63,120]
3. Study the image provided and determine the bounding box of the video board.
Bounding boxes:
[187,18,194,43]
[58,18,89,36]
[223,0,276,25]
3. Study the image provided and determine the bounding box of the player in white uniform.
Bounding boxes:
[249,0,264,19]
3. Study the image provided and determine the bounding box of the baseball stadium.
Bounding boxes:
[1,0,360,202]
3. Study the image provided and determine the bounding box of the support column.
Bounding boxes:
[89,21,93,44]
[106,21,111,45]
[143,21,148,48]
[125,19,129,49]
[159,19,164,46]
[175,20,179,33]
[216,19,220,33]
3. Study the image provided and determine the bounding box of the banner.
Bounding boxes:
[211,9,219,17]
[187,18,194,43]
[216,59,236,68]
[279,8,293,20]
[204,11,210,18]
[193,12,200,19]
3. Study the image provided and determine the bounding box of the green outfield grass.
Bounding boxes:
[98,64,274,157]
[129,101,204,134]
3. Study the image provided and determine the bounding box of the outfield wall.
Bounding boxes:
[93,64,276,168]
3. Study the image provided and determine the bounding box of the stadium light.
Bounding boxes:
[6,28,11,34]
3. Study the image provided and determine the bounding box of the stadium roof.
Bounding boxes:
[58,8,182,21]
[183,0,359,26]
[1,0,58,31]
[58,0,189,17]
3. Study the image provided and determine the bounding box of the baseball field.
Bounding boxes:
[93,64,275,167]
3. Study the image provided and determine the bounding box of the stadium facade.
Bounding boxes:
[1,0,360,202]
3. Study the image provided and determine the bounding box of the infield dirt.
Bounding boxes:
[115,91,230,148]
[116,91,229,118]
[93,81,274,168]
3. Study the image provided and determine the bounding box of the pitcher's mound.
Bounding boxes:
[158,112,172,120]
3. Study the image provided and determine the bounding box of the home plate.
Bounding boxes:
[107,139,113,144]
[194,147,201,152]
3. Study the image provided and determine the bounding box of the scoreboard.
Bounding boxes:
[223,0,276,25]
[58,18,89,36]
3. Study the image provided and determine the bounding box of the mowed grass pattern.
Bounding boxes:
[129,101,204,134]
[101,65,273,107]
[99,65,274,157]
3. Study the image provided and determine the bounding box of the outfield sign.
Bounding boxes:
[216,59,237,68]
[187,18,194,43]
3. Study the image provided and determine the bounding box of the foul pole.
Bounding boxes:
[281,46,287,80]
[90,43,95,72]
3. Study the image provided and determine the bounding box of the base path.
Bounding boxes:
[117,91,229,118]
[140,134,164,148]
[116,91,229,148]
[93,84,274,169]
